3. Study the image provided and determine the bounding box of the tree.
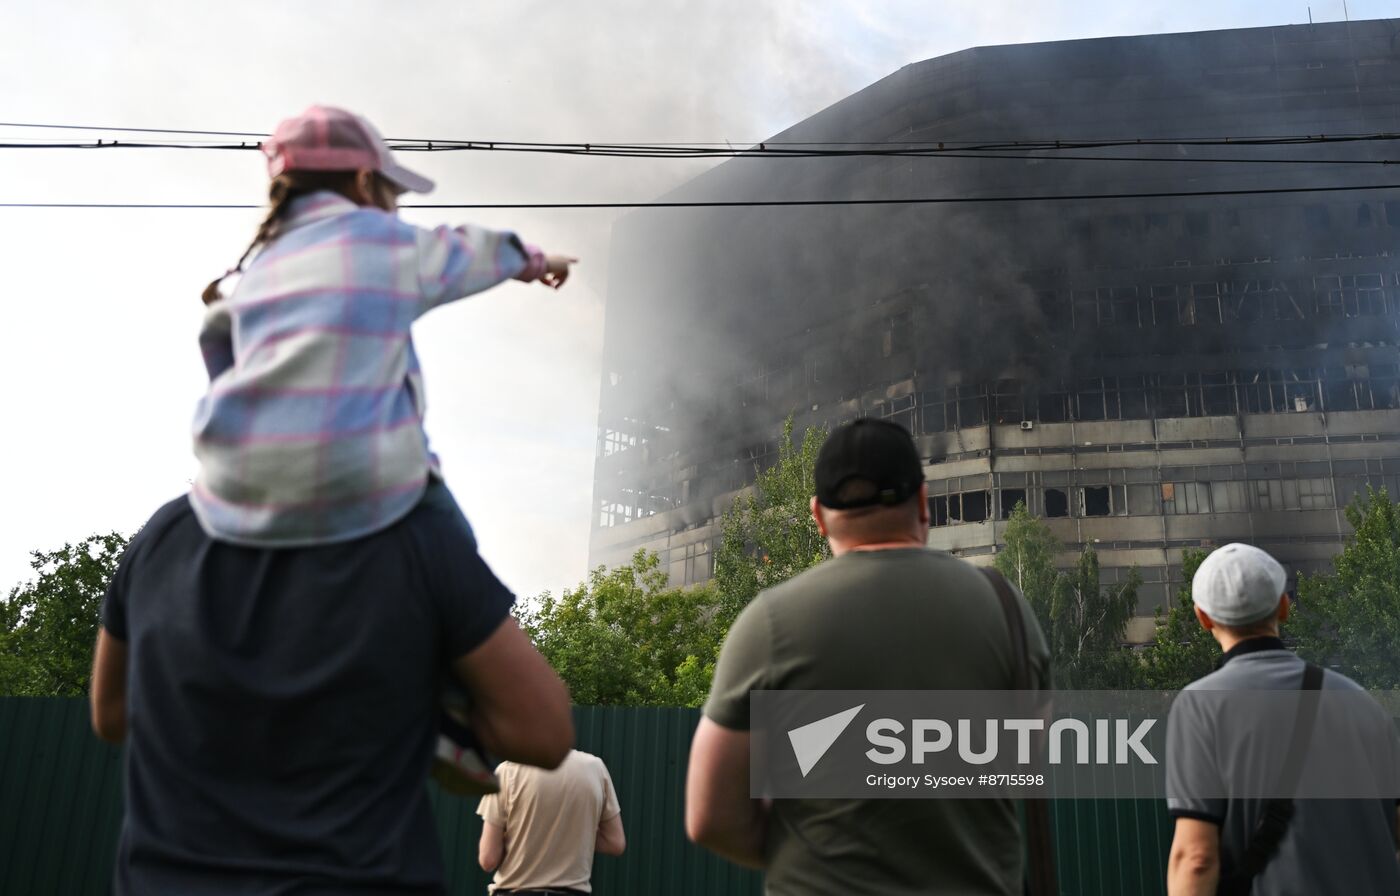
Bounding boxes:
[0,533,127,696]
[995,503,1139,689]
[994,501,1061,632]
[517,550,725,707]
[1293,486,1400,688]
[1048,547,1141,689]
[1139,548,1216,690]
[713,417,830,624]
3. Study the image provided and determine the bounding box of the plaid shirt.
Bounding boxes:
[191,192,545,545]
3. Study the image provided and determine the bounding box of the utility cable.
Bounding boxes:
[1,140,1397,166]
[4,120,1400,156]
[4,180,1399,211]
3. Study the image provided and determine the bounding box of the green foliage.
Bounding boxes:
[995,504,1139,688]
[1049,547,1142,689]
[0,533,127,696]
[518,550,725,707]
[994,501,1060,630]
[1139,548,1217,690]
[713,417,830,624]
[1293,486,1400,687]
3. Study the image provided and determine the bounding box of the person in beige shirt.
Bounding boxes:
[477,750,625,894]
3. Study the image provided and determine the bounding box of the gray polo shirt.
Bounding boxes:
[1165,637,1400,894]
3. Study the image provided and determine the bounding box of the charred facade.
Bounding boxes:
[591,19,1400,635]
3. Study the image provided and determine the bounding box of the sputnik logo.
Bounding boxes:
[787,704,864,777]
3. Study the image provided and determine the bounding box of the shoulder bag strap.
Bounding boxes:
[1221,661,1324,895]
[979,567,1057,896]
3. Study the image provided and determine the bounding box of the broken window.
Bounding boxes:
[919,391,949,433]
[1096,288,1116,325]
[1358,204,1374,228]
[806,356,836,386]
[1112,286,1141,325]
[931,491,992,526]
[961,491,989,523]
[1355,273,1385,316]
[1240,369,1322,414]
[1289,385,1316,412]
[602,425,643,457]
[1190,282,1222,323]
[1150,283,1182,326]
[1076,378,1109,421]
[1374,364,1400,409]
[1119,376,1151,419]
[1082,486,1111,517]
[1200,371,1235,415]
[683,541,712,583]
[991,380,1024,424]
[1324,369,1365,411]
[884,310,913,357]
[1044,488,1069,518]
[954,386,988,429]
[929,495,949,527]
[880,394,917,434]
[1037,389,1069,423]
[1222,279,1269,322]
[1154,373,1190,418]
[1000,489,1027,519]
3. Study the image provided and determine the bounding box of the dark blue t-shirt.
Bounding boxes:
[101,483,513,894]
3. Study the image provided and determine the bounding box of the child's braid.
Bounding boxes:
[201,171,359,306]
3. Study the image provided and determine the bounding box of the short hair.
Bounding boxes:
[1212,614,1280,639]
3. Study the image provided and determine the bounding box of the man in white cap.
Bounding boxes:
[1164,543,1400,895]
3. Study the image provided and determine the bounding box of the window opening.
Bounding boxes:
[1000,489,1027,519]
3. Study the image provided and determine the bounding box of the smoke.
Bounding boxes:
[599,18,1400,536]
[3,1,1396,596]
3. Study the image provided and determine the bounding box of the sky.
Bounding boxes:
[0,0,1394,599]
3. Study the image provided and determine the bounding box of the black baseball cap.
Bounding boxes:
[814,418,925,510]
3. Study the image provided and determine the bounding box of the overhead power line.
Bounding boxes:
[1,139,1397,166]
[5,181,1399,211]
[0,121,266,138]
[3,121,1400,160]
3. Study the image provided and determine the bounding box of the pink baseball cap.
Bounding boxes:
[261,105,435,194]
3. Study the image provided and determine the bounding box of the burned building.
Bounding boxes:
[590,19,1400,636]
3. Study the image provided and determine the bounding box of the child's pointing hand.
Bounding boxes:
[541,255,577,289]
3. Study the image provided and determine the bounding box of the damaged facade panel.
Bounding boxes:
[591,18,1400,636]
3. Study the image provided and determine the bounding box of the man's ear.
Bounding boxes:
[1275,594,1290,624]
[916,483,930,527]
[1193,606,1215,632]
[810,497,828,538]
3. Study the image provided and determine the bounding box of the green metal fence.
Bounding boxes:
[0,698,1170,895]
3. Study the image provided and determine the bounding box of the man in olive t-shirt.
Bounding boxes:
[686,418,1050,896]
